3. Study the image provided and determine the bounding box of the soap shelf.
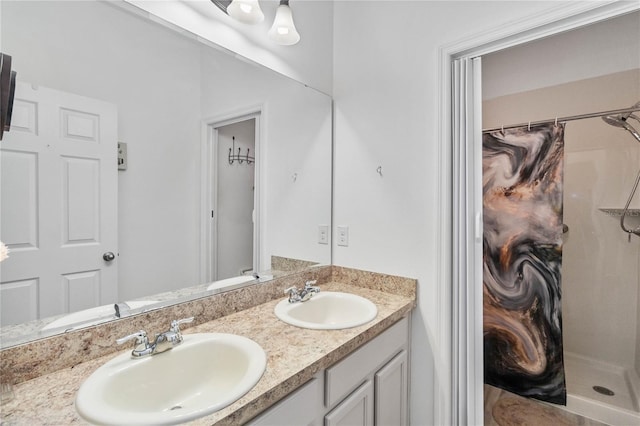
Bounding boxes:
[598,208,640,217]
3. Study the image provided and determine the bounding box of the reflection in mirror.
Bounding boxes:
[0,0,332,348]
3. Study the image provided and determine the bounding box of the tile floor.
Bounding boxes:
[484,384,607,426]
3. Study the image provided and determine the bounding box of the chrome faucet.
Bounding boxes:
[114,302,130,318]
[284,280,320,303]
[116,317,194,358]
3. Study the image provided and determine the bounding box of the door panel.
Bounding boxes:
[0,278,38,324]
[63,270,101,313]
[0,150,38,248]
[63,156,100,243]
[0,82,118,325]
[325,381,374,426]
[374,350,408,426]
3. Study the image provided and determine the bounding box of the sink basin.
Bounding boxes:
[206,275,256,291]
[274,291,377,330]
[42,300,158,331]
[75,333,266,425]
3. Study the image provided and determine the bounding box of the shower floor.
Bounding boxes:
[483,353,640,426]
[484,384,605,426]
[565,352,638,412]
[563,351,640,425]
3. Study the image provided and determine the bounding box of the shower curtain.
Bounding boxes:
[483,123,567,405]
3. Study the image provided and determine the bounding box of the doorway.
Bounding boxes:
[202,113,261,283]
[442,3,640,425]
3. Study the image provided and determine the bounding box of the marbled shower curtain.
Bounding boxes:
[483,123,567,405]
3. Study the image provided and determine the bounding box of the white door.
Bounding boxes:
[0,82,118,326]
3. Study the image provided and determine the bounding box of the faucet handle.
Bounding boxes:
[169,317,194,333]
[284,286,299,296]
[304,280,320,294]
[284,286,301,303]
[116,330,148,346]
[114,302,131,319]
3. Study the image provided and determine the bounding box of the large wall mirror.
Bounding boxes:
[0,0,332,348]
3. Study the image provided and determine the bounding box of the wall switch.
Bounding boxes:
[337,226,349,247]
[318,225,329,244]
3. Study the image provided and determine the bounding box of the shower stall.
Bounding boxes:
[560,98,640,425]
[482,68,640,425]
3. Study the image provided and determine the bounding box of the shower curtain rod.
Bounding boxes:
[482,105,640,133]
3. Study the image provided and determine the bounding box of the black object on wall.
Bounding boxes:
[0,53,17,141]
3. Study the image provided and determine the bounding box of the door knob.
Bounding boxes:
[103,252,116,261]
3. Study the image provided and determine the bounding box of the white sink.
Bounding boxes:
[206,275,256,291]
[75,333,266,425]
[42,300,157,331]
[274,291,377,330]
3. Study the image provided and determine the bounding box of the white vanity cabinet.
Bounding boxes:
[374,350,408,425]
[248,373,325,426]
[324,380,374,426]
[248,316,409,426]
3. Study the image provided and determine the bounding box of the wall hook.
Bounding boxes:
[376,166,383,177]
[228,136,255,165]
[292,173,298,182]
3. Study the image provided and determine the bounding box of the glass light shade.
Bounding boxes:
[227,0,264,25]
[268,3,300,45]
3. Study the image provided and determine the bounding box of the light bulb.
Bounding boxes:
[227,0,264,25]
[268,1,300,45]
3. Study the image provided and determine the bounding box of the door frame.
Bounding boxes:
[439,2,640,425]
[200,106,263,282]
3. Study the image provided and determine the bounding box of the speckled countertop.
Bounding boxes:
[0,281,415,425]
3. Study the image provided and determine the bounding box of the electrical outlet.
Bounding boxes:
[318,225,329,244]
[337,226,349,247]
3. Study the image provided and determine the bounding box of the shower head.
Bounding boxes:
[602,114,640,144]
[602,115,627,127]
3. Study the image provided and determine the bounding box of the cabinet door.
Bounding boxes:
[375,350,408,426]
[325,380,374,426]
[249,376,322,426]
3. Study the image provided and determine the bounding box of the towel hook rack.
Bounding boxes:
[228,136,255,165]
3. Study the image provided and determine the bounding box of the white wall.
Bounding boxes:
[124,0,334,95]
[331,1,579,424]
[199,44,332,271]
[482,11,640,100]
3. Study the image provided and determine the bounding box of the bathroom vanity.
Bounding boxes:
[250,316,409,426]
[0,267,415,425]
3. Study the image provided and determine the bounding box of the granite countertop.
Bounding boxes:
[0,281,415,425]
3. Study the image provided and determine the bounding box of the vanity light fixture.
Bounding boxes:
[268,0,300,46]
[227,0,264,24]
[211,0,300,45]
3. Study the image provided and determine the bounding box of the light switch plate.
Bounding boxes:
[318,225,329,244]
[337,226,349,247]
